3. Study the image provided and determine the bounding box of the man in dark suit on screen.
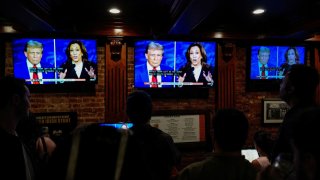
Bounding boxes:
[250,46,277,79]
[134,41,174,88]
[14,40,55,84]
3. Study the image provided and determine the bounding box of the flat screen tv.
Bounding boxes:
[12,38,98,93]
[99,122,133,129]
[246,44,306,91]
[134,40,217,88]
[241,149,259,162]
[133,39,217,98]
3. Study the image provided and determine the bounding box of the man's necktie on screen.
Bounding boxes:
[261,65,266,79]
[32,64,40,84]
[151,67,158,88]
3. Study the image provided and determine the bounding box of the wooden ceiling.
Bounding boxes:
[1,0,320,40]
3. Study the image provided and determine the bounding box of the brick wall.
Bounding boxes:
[5,42,106,123]
[127,44,280,169]
[4,41,280,139]
[233,46,279,145]
[5,41,280,169]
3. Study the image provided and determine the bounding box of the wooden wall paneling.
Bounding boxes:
[105,43,127,122]
[217,43,236,109]
[314,48,320,105]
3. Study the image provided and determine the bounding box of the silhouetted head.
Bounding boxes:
[0,76,30,127]
[0,76,27,109]
[212,108,249,152]
[280,64,319,105]
[292,107,320,180]
[126,90,152,125]
[254,130,274,158]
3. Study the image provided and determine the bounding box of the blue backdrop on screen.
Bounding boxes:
[12,38,98,84]
[134,40,175,68]
[250,45,305,80]
[175,41,216,71]
[54,39,97,68]
[13,38,97,67]
[134,40,216,88]
[12,38,56,67]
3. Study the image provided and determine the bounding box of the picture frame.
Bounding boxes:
[149,110,212,151]
[262,98,290,124]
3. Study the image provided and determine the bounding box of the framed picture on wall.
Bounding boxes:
[149,110,212,151]
[262,98,290,124]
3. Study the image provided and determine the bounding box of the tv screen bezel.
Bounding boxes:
[11,37,99,93]
[99,122,133,129]
[132,38,218,98]
[246,42,308,92]
[133,39,217,87]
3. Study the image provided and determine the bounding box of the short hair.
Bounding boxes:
[258,46,270,54]
[24,40,43,52]
[286,64,319,100]
[73,123,122,179]
[213,108,249,152]
[144,41,164,54]
[292,107,320,155]
[72,123,151,179]
[254,130,274,157]
[292,107,320,180]
[185,42,207,64]
[0,76,26,109]
[126,90,152,124]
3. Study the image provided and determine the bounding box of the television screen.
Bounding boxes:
[99,122,133,129]
[249,45,306,80]
[241,149,259,162]
[246,45,306,91]
[12,38,98,92]
[134,40,216,89]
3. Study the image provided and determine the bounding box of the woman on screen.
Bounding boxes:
[177,42,214,87]
[59,40,97,82]
[278,47,300,77]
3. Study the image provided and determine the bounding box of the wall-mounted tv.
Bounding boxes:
[246,44,307,91]
[134,40,217,89]
[12,38,98,93]
[99,122,133,129]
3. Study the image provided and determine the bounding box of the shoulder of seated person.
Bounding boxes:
[251,159,262,169]
[38,137,56,145]
[42,136,53,141]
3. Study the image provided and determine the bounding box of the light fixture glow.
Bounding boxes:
[109,8,121,14]
[1,25,16,33]
[252,8,265,15]
[214,32,223,38]
[114,28,123,34]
